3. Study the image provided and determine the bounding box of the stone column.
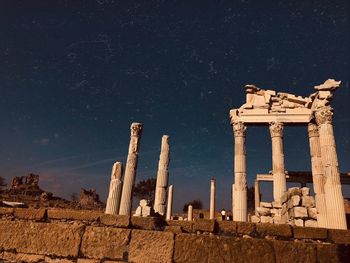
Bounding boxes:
[232,122,247,222]
[119,123,143,216]
[154,135,171,216]
[187,205,193,221]
[315,107,347,229]
[231,183,235,216]
[269,121,286,202]
[209,178,216,220]
[166,185,173,221]
[308,122,328,228]
[254,180,260,214]
[105,162,123,215]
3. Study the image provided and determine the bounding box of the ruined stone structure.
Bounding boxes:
[105,162,123,215]
[230,79,347,229]
[119,123,143,216]
[154,135,171,216]
[79,188,103,208]
[166,185,173,221]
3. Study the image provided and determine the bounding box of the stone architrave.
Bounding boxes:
[187,205,193,221]
[209,178,216,220]
[254,180,260,214]
[153,135,171,216]
[232,121,247,222]
[269,121,286,202]
[105,162,123,215]
[119,123,143,216]
[307,122,327,228]
[165,185,173,221]
[315,107,347,229]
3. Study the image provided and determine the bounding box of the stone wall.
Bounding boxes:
[1,207,349,262]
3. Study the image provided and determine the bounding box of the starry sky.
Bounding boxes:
[0,0,349,212]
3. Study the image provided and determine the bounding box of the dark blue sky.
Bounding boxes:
[0,0,349,212]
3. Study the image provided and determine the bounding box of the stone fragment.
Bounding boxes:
[281,203,288,215]
[293,226,327,240]
[307,207,317,219]
[236,221,256,235]
[289,195,301,208]
[301,187,310,196]
[304,219,317,228]
[99,214,130,227]
[287,187,301,198]
[260,216,273,224]
[270,208,282,216]
[141,206,152,217]
[294,219,304,227]
[164,225,182,233]
[139,199,149,207]
[166,220,193,233]
[273,214,288,224]
[260,202,272,208]
[14,208,46,221]
[256,207,270,216]
[280,192,288,204]
[129,230,174,263]
[131,216,162,230]
[0,252,45,263]
[193,219,215,233]
[272,200,282,208]
[302,196,315,207]
[81,227,130,260]
[134,206,142,216]
[256,223,292,238]
[251,215,260,223]
[292,207,308,219]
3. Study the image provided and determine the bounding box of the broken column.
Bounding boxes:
[254,180,260,214]
[232,121,247,221]
[119,122,143,216]
[308,122,328,228]
[269,121,286,202]
[153,135,171,216]
[315,107,347,229]
[166,185,173,221]
[209,178,216,220]
[105,162,123,215]
[187,205,193,221]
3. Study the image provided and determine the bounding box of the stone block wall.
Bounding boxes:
[253,187,318,227]
[1,207,350,262]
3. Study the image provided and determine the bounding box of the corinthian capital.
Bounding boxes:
[315,107,333,126]
[307,122,319,138]
[269,121,284,138]
[130,122,143,137]
[233,122,246,137]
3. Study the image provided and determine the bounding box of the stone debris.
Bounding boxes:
[134,199,154,217]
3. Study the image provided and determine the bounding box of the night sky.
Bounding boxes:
[0,1,349,212]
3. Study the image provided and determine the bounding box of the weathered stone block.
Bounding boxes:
[287,187,301,198]
[289,195,301,208]
[301,187,310,196]
[293,226,327,240]
[302,196,315,208]
[316,244,341,263]
[174,234,275,263]
[256,207,270,216]
[131,216,162,230]
[129,229,174,263]
[193,219,215,232]
[260,202,272,208]
[164,225,182,233]
[328,229,350,244]
[99,214,130,227]
[304,219,317,228]
[45,257,75,263]
[0,208,14,215]
[256,223,292,238]
[166,220,193,233]
[272,240,316,263]
[77,259,100,263]
[47,209,101,221]
[280,192,288,204]
[271,208,282,216]
[0,251,45,263]
[14,208,46,221]
[307,207,317,219]
[216,221,237,235]
[0,221,84,257]
[260,216,273,224]
[273,214,288,225]
[236,221,255,235]
[294,219,304,227]
[251,215,260,223]
[272,201,282,208]
[81,226,130,260]
[292,207,308,219]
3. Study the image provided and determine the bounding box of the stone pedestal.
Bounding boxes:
[154,135,170,216]
[105,162,123,215]
[316,107,347,229]
[254,180,260,215]
[187,205,193,221]
[269,121,286,202]
[209,178,216,220]
[119,123,143,216]
[166,185,173,221]
[232,122,247,222]
[308,122,327,228]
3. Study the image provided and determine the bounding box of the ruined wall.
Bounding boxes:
[0,208,349,263]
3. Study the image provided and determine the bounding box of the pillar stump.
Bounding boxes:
[119,123,143,216]
[254,180,260,215]
[166,185,173,221]
[154,135,170,216]
[188,205,193,221]
[105,162,123,215]
[209,178,216,220]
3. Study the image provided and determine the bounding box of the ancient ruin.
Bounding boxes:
[105,162,123,215]
[230,79,347,229]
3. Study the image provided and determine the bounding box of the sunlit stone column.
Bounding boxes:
[166,185,173,221]
[154,135,171,216]
[187,205,193,221]
[105,162,123,215]
[209,178,216,220]
[315,107,347,229]
[308,122,328,228]
[232,122,247,222]
[254,180,260,214]
[269,121,286,202]
[119,123,143,216]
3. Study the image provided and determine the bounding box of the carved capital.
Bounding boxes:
[130,122,143,137]
[233,122,246,137]
[307,122,319,138]
[269,121,284,138]
[315,107,333,126]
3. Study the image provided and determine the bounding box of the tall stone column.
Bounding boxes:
[166,185,173,221]
[308,122,328,228]
[209,178,216,220]
[232,122,247,222]
[254,180,260,214]
[105,162,123,215]
[119,123,143,216]
[188,205,193,221]
[269,121,286,202]
[315,107,347,229]
[154,135,171,216]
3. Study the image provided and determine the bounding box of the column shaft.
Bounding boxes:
[209,178,216,220]
[254,180,260,214]
[188,205,193,221]
[165,185,173,221]
[105,162,123,215]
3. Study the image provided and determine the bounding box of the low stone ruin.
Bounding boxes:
[252,187,317,227]
[79,188,104,209]
[9,174,44,196]
[134,199,154,217]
